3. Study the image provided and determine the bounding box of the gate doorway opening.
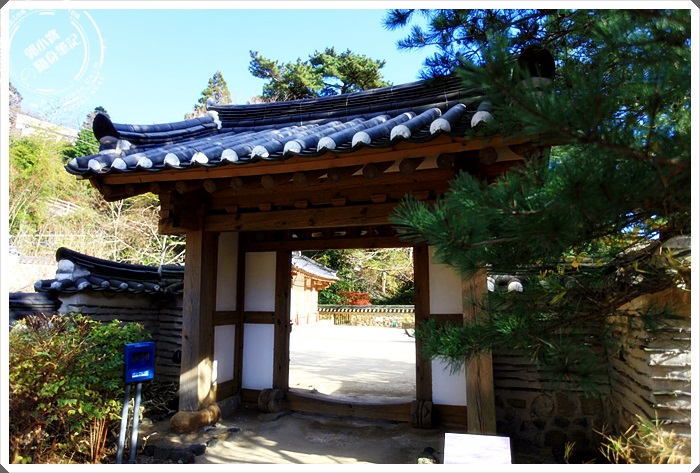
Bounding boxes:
[288,248,416,404]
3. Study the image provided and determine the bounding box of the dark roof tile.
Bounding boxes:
[66,75,487,177]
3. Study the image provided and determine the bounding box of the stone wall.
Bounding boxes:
[318,305,415,328]
[492,351,609,462]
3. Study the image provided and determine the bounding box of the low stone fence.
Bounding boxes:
[318,305,415,329]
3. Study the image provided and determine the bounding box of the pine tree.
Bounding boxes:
[186,71,232,119]
[386,9,691,391]
[249,48,390,101]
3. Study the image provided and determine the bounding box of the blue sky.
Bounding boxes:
[7,5,434,129]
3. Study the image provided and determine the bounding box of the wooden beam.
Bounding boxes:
[413,245,432,402]
[273,251,292,390]
[462,269,496,434]
[478,147,498,165]
[286,391,411,423]
[210,178,450,214]
[205,202,404,232]
[292,170,325,187]
[244,311,275,324]
[211,166,454,207]
[95,134,537,186]
[327,165,362,183]
[179,229,219,411]
[399,157,424,175]
[362,161,394,180]
[244,235,410,252]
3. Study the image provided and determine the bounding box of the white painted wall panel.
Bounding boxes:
[213,324,235,384]
[216,232,238,311]
[242,323,274,389]
[428,248,463,314]
[431,358,467,406]
[244,252,276,312]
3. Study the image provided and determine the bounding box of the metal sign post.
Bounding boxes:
[116,341,155,464]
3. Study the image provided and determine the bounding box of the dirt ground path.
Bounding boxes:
[135,321,556,466]
[157,406,446,465]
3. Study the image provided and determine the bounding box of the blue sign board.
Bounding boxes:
[124,341,155,383]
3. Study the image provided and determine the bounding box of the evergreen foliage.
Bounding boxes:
[249,47,390,101]
[186,71,232,118]
[386,9,691,390]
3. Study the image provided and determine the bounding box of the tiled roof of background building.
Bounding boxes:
[34,248,339,295]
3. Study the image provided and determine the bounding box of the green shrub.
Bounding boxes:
[9,313,150,464]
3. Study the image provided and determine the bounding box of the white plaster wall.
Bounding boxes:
[242,323,274,389]
[213,324,235,384]
[216,232,238,311]
[432,358,467,406]
[428,247,467,405]
[428,248,463,314]
[244,252,276,312]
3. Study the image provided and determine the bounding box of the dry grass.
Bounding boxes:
[597,415,690,464]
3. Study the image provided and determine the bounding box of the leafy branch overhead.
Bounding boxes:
[386,9,691,390]
[249,47,391,101]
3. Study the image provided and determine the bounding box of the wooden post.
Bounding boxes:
[413,245,432,401]
[462,269,497,434]
[179,229,219,411]
[273,251,292,389]
[233,235,246,394]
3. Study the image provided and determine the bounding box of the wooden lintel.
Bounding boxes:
[243,235,410,252]
[370,194,387,204]
[205,202,402,232]
[212,310,240,325]
[244,311,275,324]
[331,197,347,207]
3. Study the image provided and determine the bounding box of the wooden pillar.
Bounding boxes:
[463,269,497,434]
[413,245,432,401]
[273,250,292,389]
[233,236,246,394]
[179,229,219,411]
